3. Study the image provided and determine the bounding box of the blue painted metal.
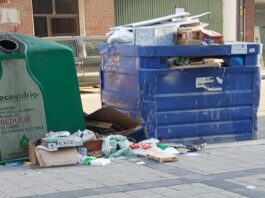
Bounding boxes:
[100,44,261,144]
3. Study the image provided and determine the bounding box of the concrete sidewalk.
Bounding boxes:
[1,140,265,198]
[0,82,264,198]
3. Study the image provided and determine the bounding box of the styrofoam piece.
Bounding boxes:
[90,158,111,166]
[164,147,180,155]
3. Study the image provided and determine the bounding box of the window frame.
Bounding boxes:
[32,0,79,37]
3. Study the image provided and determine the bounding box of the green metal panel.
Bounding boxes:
[115,0,223,33]
[151,0,179,18]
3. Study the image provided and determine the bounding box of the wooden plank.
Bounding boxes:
[146,154,179,163]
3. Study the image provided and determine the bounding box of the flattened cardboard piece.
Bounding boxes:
[86,107,139,129]
[28,140,79,167]
[88,120,114,129]
[86,107,141,135]
[86,107,146,142]
[35,148,79,167]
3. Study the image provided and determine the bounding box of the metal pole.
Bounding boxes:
[238,0,244,41]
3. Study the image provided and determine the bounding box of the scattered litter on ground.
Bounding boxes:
[185,153,199,157]
[186,143,207,152]
[176,148,190,154]
[82,156,96,165]
[163,147,180,155]
[6,161,24,166]
[24,161,32,166]
[102,135,133,159]
[90,158,111,166]
[136,161,146,165]
[246,185,257,190]
[147,153,179,163]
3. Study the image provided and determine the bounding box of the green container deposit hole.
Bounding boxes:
[0,39,18,51]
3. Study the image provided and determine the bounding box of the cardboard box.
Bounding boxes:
[28,140,80,167]
[83,139,103,153]
[85,107,145,142]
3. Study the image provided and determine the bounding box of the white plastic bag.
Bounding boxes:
[107,28,134,44]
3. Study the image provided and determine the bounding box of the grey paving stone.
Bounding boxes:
[125,189,167,198]
[79,196,104,198]
[147,187,180,198]
[99,192,135,198]
[126,189,157,197]
[202,179,265,198]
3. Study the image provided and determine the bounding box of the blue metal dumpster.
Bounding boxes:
[100,43,261,144]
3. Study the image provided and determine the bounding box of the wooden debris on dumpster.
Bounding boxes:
[176,22,208,45]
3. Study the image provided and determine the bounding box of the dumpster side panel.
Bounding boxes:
[138,67,260,142]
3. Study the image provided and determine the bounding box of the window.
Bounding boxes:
[83,40,104,56]
[54,40,78,57]
[32,0,79,37]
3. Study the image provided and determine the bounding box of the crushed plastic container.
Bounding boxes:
[100,43,261,144]
[0,32,85,161]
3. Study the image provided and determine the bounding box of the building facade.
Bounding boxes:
[0,0,115,37]
[0,0,255,42]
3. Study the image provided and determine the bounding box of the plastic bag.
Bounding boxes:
[102,135,133,159]
[107,28,134,44]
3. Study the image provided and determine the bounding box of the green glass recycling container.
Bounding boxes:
[0,32,85,161]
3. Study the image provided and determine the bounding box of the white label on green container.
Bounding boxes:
[0,59,47,161]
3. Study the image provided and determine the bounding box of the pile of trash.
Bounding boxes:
[28,130,206,167]
[23,107,206,168]
[107,9,223,46]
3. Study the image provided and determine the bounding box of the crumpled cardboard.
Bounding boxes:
[85,107,145,142]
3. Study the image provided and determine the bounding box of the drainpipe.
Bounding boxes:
[238,0,244,41]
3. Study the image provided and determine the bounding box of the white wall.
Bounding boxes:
[223,0,238,41]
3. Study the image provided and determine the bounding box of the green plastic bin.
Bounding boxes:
[0,32,85,161]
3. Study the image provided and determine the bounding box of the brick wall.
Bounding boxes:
[0,0,34,35]
[245,0,255,42]
[84,0,115,36]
